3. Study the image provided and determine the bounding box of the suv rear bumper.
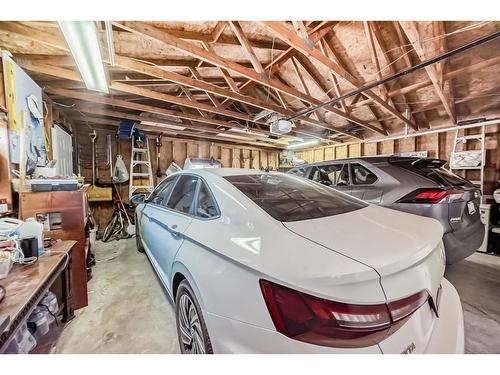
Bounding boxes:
[443,218,484,264]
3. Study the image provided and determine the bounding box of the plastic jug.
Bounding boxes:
[18,218,44,256]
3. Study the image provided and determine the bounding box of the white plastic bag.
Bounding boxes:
[113,155,129,183]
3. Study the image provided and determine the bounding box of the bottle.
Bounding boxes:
[18,218,44,256]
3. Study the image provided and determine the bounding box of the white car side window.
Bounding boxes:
[166,175,199,214]
[195,182,219,219]
[149,176,177,205]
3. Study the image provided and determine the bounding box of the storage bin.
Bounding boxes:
[5,323,37,354]
[28,306,50,338]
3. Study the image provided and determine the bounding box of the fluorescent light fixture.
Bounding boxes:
[140,121,186,131]
[59,21,109,93]
[229,128,267,137]
[216,132,251,141]
[286,139,320,150]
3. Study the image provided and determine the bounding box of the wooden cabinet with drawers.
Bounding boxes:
[20,187,90,310]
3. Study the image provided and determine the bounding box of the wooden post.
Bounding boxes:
[0,62,13,208]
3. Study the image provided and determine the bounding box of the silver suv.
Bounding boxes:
[288,156,484,264]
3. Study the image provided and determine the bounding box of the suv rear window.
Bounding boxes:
[225,174,367,222]
[391,158,469,187]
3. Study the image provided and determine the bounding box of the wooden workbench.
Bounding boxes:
[0,240,76,353]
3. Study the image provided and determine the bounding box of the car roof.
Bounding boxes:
[186,168,279,177]
[293,156,441,167]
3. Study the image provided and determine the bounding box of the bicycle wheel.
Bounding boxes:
[102,211,120,242]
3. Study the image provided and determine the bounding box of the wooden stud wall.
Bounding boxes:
[295,126,500,195]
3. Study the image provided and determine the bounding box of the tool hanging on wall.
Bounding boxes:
[156,134,163,178]
[5,60,17,132]
[87,130,112,202]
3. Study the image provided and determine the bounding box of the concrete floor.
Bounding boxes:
[54,239,179,353]
[445,252,500,354]
[54,238,500,354]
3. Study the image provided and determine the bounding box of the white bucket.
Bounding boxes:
[90,227,98,244]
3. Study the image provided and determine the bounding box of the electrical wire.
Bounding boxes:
[266,36,276,104]
[53,101,76,108]
[39,303,59,327]
[361,92,500,107]
[286,28,500,122]
[368,21,493,79]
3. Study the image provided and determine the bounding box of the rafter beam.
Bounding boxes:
[187,66,221,108]
[233,21,338,96]
[114,21,374,136]
[43,85,261,134]
[392,21,413,68]
[211,21,227,42]
[3,21,363,140]
[220,68,240,92]
[70,114,282,149]
[317,40,348,113]
[228,21,266,77]
[368,22,421,128]
[320,33,390,132]
[291,21,314,49]
[399,21,456,124]
[352,54,500,108]
[261,21,415,130]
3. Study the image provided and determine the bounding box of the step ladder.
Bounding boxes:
[449,124,486,193]
[129,136,154,200]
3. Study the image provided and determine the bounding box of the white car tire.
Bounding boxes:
[175,280,213,354]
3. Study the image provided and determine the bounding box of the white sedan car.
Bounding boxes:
[132,168,464,354]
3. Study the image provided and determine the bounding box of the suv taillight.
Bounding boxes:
[260,280,429,348]
[396,188,464,204]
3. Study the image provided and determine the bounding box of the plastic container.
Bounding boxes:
[41,291,59,315]
[478,203,491,252]
[28,306,50,338]
[0,251,13,279]
[18,218,44,256]
[5,323,37,354]
[89,227,98,245]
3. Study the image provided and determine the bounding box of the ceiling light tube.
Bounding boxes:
[59,21,109,93]
[104,21,115,67]
[286,139,319,150]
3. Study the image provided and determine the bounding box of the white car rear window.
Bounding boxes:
[225,174,367,222]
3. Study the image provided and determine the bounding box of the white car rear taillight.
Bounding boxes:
[260,280,430,348]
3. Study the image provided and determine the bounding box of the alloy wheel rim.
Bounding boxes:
[178,294,205,354]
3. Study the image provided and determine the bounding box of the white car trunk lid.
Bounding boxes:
[282,205,445,301]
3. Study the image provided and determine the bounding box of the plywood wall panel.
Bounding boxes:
[220,147,232,167]
[399,137,416,153]
[416,134,439,158]
[314,148,324,162]
[348,143,362,157]
[199,142,211,158]
[261,151,269,168]
[324,147,334,160]
[379,140,394,156]
[252,150,261,169]
[173,141,187,167]
[363,143,377,156]
[187,142,199,158]
[242,149,251,169]
[232,148,242,168]
[336,145,347,159]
